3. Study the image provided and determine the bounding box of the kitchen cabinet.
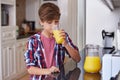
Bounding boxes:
[1,27,17,80]
[1,1,16,27]
[1,41,16,80]
[101,0,120,11]
[0,0,36,79]
[1,0,15,5]
[15,38,28,78]
[1,37,28,80]
[0,0,17,79]
[1,27,16,41]
[101,0,114,11]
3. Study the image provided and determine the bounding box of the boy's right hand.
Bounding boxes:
[49,66,60,74]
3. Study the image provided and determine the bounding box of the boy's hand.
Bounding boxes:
[59,29,67,45]
[49,66,60,74]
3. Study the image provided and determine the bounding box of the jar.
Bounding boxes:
[84,44,101,73]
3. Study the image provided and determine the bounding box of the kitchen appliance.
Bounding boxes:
[22,20,35,34]
[27,21,35,31]
[102,53,120,80]
[117,22,120,51]
[102,30,115,54]
[110,71,120,80]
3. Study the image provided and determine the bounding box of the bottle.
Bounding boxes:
[84,44,101,73]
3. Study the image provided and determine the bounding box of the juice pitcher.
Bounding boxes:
[84,72,101,80]
[84,44,101,73]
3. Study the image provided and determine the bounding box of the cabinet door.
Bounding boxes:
[1,0,15,5]
[2,42,16,80]
[2,27,16,42]
[16,40,27,74]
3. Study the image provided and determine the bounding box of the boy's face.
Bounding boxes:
[40,20,59,34]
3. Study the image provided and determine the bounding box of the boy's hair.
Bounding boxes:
[38,2,61,22]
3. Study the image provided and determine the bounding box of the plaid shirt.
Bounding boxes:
[24,32,79,80]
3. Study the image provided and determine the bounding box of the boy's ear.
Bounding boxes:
[40,20,44,25]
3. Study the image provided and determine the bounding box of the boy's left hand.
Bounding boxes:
[59,29,67,45]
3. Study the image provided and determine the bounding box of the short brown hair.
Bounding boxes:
[38,3,61,22]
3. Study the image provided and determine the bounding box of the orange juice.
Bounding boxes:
[84,72,101,80]
[53,30,64,44]
[84,56,101,73]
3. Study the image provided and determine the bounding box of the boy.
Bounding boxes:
[24,2,80,80]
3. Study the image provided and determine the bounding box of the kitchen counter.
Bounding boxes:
[51,49,102,80]
[16,34,32,39]
[17,47,120,80]
[34,51,102,80]
[17,29,43,39]
[41,61,101,80]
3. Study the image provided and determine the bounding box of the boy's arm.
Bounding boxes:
[60,30,80,62]
[63,41,81,63]
[27,66,60,75]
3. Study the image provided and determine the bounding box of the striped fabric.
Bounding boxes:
[24,32,79,80]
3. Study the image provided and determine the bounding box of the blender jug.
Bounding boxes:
[84,44,101,73]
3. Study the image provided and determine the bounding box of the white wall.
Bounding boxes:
[26,0,36,21]
[26,0,41,29]
[58,0,78,45]
[86,0,120,47]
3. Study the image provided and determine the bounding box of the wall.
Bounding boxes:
[58,0,78,45]
[86,0,120,47]
[16,0,26,27]
[26,0,40,29]
[26,0,35,21]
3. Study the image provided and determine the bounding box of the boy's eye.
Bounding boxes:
[47,20,59,24]
[47,21,52,24]
[55,21,59,24]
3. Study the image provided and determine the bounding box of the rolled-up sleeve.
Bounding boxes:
[67,33,78,50]
[24,38,36,68]
[65,33,79,56]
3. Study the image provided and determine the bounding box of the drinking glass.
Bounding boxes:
[52,25,64,44]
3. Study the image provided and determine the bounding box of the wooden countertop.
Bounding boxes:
[17,29,43,39]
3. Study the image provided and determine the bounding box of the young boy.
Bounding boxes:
[24,2,80,80]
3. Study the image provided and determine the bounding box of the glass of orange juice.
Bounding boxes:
[52,25,64,44]
[84,44,101,73]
